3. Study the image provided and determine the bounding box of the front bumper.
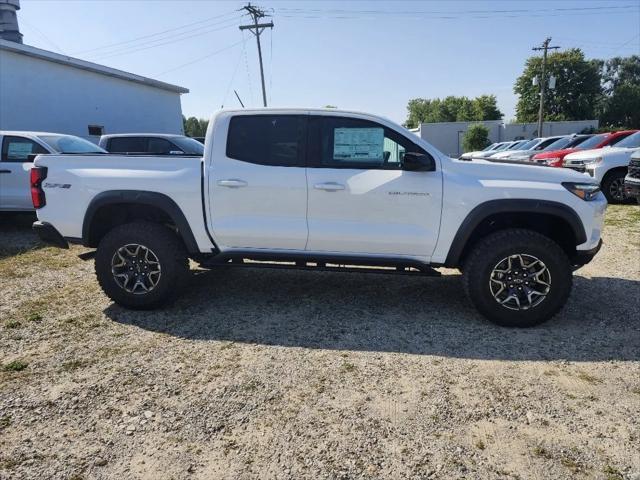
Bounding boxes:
[33,221,69,249]
[624,178,640,199]
[572,239,602,268]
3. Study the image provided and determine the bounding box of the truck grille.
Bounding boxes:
[566,165,586,173]
[628,159,640,179]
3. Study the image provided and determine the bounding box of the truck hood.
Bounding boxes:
[564,146,638,161]
[450,157,594,183]
[533,147,580,160]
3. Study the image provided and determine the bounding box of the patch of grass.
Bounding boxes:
[0,246,79,279]
[532,445,552,459]
[3,360,28,372]
[341,362,356,373]
[60,359,90,372]
[4,320,21,329]
[0,415,11,430]
[27,311,43,322]
[631,387,640,395]
[560,456,580,473]
[603,465,623,480]
[474,439,486,450]
[0,457,20,470]
[577,372,601,385]
[604,205,640,229]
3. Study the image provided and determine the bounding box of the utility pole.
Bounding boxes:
[532,37,560,136]
[239,3,273,107]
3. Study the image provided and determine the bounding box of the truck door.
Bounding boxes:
[208,114,309,250]
[305,115,442,258]
[0,136,49,211]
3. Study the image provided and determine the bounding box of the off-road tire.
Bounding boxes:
[462,228,572,327]
[95,222,189,309]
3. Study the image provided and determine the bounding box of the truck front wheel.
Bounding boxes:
[462,229,572,327]
[95,222,189,309]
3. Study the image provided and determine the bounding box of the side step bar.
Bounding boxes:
[200,254,441,277]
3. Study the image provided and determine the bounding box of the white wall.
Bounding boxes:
[504,120,598,141]
[415,119,599,157]
[0,49,185,142]
[415,120,503,157]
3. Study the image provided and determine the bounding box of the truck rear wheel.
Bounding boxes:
[462,229,572,327]
[95,222,189,309]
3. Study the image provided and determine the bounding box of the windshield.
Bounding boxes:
[172,137,205,155]
[615,131,640,149]
[40,135,106,154]
[517,139,539,150]
[482,143,497,151]
[543,136,574,151]
[508,141,527,150]
[577,133,607,150]
[566,135,591,148]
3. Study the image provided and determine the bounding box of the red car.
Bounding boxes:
[532,130,638,167]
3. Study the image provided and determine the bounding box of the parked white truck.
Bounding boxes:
[31,109,606,327]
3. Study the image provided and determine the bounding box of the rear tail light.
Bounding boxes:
[30,166,48,209]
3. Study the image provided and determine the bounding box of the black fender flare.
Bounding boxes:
[82,190,200,253]
[444,199,587,267]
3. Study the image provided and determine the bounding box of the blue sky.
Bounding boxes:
[17,0,640,124]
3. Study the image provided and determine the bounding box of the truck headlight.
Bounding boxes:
[583,157,603,166]
[562,182,601,201]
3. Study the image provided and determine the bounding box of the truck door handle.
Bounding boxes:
[314,182,345,191]
[218,179,247,188]
[0,169,10,174]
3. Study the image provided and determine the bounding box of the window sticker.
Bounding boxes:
[7,142,34,159]
[334,128,384,161]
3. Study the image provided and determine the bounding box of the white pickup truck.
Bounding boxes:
[31,109,606,327]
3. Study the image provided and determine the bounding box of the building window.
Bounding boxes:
[88,125,104,136]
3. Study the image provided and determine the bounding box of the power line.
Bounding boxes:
[221,35,250,108]
[241,31,255,106]
[73,10,239,56]
[277,5,638,21]
[278,4,637,16]
[239,3,274,107]
[93,19,243,61]
[155,39,245,76]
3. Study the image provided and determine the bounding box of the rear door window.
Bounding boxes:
[1,136,48,162]
[226,115,307,167]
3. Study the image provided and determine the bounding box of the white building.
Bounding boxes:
[411,120,598,157]
[411,119,599,158]
[0,1,188,142]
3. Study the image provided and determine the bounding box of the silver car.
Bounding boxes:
[0,131,106,211]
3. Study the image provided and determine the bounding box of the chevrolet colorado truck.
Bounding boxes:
[31,109,606,327]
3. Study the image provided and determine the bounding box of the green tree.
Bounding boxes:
[473,95,503,121]
[182,116,209,137]
[405,95,502,128]
[514,48,601,123]
[597,55,640,129]
[462,124,490,152]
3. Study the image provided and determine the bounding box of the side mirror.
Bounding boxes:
[402,152,436,172]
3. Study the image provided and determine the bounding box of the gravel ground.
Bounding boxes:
[1,206,639,480]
